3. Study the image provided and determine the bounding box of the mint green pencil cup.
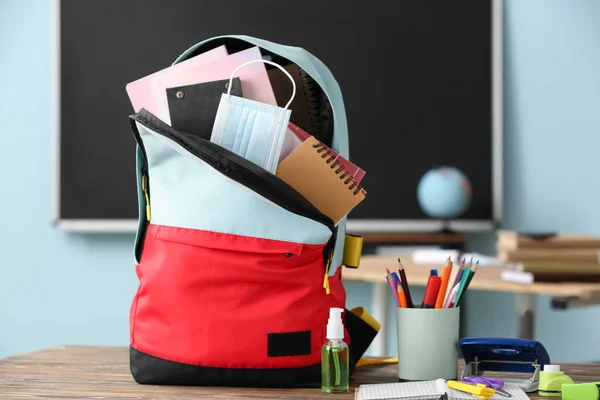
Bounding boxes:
[396,306,460,381]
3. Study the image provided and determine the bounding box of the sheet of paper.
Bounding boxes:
[279,126,305,161]
[357,381,441,400]
[126,45,228,117]
[411,249,462,265]
[155,46,277,123]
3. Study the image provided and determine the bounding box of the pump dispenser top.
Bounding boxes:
[326,308,344,340]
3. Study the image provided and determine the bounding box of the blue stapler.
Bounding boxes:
[460,337,551,393]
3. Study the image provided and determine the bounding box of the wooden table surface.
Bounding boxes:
[343,255,600,300]
[1,346,599,399]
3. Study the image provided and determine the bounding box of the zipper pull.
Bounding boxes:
[323,248,334,295]
[141,175,151,221]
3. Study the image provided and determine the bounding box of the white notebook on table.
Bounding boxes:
[355,381,529,400]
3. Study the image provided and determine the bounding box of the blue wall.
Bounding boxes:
[495,0,600,362]
[2,0,600,361]
[347,0,600,363]
[0,0,136,358]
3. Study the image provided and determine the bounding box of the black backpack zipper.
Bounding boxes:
[129,109,335,234]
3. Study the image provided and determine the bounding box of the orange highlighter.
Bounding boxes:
[435,257,453,308]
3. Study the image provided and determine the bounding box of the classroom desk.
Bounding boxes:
[343,255,600,355]
[1,346,598,399]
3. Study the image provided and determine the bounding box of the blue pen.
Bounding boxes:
[430,269,438,277]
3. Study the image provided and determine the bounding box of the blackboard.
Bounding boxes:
[56,0,501,231]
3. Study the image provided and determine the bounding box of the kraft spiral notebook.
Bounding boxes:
[276,135,366,225]
[279,122,366,184]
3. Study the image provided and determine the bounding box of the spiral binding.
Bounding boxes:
[298,68,322,136]
[312,142,363,195]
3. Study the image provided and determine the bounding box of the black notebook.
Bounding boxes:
[166,78,242,139]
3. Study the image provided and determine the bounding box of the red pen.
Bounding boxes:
[421,276,441,308]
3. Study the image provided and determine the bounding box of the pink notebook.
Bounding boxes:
[280,122,366,184]
[125,45,228,117]
[155,46,278,123]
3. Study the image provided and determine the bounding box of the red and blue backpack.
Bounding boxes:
[128,35,378,387]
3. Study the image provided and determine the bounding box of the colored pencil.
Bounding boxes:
[455,261,478,307]
[391,272,402,289]
[435,257,453,308]
[397,258,415,308]
[452,265,472,308]
[397,282,408,308]
[444,282,460,308]
[453,258,466,287]
[385,268,400,307]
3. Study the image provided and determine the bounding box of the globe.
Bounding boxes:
[417,166,472,219]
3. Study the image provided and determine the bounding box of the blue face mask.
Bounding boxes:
[210,59,296,173]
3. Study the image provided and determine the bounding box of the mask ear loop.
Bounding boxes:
[227,59,296,109]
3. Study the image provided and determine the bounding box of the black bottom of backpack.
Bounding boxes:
[130,347,322,388]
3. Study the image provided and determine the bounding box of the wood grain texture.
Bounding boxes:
[1,346,599,399]
[343,255,600,299]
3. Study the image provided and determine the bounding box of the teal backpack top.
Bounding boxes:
[134,35,349,271]
[175,35,350,270]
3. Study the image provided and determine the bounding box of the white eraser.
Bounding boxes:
[544,365,561,372]
[435,379,449,393]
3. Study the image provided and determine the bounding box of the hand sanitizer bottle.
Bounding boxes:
[322,307,349,393]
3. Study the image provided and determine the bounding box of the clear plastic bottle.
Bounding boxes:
[322,308,349,393]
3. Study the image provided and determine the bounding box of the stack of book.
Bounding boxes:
[498,230,600,283]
